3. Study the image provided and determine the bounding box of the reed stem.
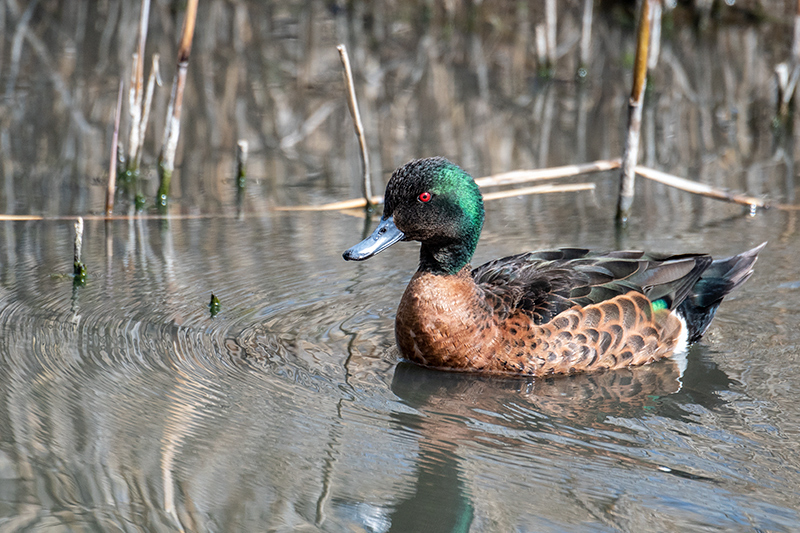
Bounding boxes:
[73,217,86,285]
[106,80,124,216]
[157,0,198,208]
[578,0,594,73]
[135,54,160,169]
[616,0,651,226]
[337,44,372,209]
[236,140,248,191]
[126,0,151,172]
[634,166,768,209]
[545,0,557,72]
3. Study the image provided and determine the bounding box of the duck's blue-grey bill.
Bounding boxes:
[342,216,405,261]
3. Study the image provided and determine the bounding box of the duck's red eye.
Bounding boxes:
[418,192,432,203]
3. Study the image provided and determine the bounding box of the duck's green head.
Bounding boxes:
[343,157,485,275]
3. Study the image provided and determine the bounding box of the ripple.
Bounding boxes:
[0,213,798,532]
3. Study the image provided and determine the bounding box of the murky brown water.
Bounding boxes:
[1,1,800,531]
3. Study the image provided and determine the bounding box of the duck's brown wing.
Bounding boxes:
[471,248,712,325]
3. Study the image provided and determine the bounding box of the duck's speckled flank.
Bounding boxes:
[395,268,684,377]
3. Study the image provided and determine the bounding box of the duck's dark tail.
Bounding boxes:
[677,242,766,343]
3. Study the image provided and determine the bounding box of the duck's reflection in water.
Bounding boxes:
[385,348,731,530]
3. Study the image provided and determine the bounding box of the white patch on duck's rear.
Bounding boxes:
[669,311,690,382]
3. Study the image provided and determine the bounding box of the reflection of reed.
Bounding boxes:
[0,209,392,529]
[0,3,796,217]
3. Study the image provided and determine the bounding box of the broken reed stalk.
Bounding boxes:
[0,160,788,222]
[273,196,384,212]
[793,0,800,107]
[73,217,84,267]
[73,217,86,284]
[634,166,770,208]
[106,80,124,216]
[776,0,800,117]
[616,0,651,226]
[273,184,596,212]
[126,0,151,172]
[135,53,160,169]
[157,0,198,208]
[648,0,662,70]
[0,213,241,222]
[126,64,142,171]
[535,25,548,74]
[337,44,372,209]
[482,183,595,201]
[794,0,800,62]
[545,0,557,72]
[263,153,781,214]
[578,0,594,72]
[236,140,248,190]
[274,160,620,211]
[777,64,792,117]
[475,159,620,188]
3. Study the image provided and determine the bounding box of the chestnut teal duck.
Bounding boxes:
[343,157,764,377]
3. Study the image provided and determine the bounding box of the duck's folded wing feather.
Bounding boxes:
[471,248,712,325]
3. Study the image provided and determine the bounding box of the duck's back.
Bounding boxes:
[472,247,709,326]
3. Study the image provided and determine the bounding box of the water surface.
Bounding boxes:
[1,1,800,531]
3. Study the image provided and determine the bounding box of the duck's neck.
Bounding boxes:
[418,240,476,275]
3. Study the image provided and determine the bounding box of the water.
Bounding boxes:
[1,1,800,531]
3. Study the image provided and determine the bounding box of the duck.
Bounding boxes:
[343,157,764,377]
